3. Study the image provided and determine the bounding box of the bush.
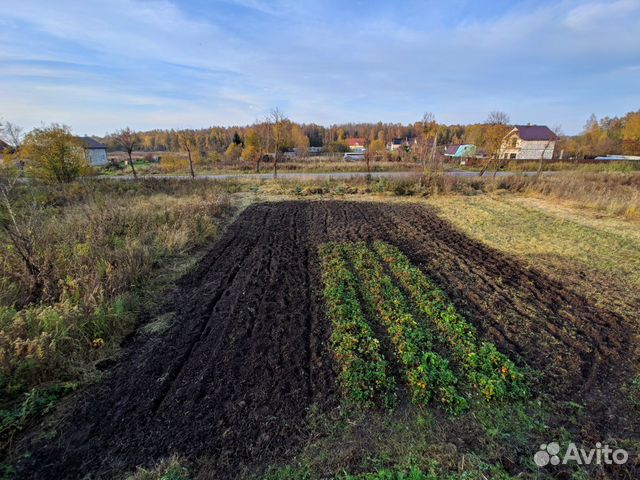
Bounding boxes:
[159,154,188,173]
[22,125,93,183]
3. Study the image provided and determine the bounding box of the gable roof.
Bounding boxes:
[76,136,107,149]
[444,144,462,155]
[513,125,557,141]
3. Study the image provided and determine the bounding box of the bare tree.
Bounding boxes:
[178,130,197,178]
[0,121,24,151]
[113,127,139,178]
[254,120,271,173]
[486,111,510,126]
[269,108,285,179]
[0,171,44,301]
[418,112,440,185]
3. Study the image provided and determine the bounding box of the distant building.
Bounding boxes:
[499,125,557,160]
[346,138,366,151]
[387,137,419,152]
[76,136,108,166]
[0,139,9,151]
[444,144,476,158]
[387,138,403,151]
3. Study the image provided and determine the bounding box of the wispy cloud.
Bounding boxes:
[0,0,638,134]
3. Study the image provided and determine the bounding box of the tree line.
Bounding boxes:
[98,110,640,159]
[1,109,639,183]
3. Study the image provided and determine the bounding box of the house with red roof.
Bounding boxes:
[346,138,366,151]
[499,125,557,160]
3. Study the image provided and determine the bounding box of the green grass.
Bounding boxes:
[0,382,78,455]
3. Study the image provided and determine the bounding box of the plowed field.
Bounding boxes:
[18,201,638,479]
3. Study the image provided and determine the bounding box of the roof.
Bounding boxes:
[76,136,107,149]
[513,125,557,141]
[346,138,365,146]
[444,144,462,155]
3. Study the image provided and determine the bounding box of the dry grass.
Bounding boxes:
[252,171,640,220]
[507,171,640,220]
[106,160,420,176]
[126,455,189,480]
[427,193,640,321]
[0,179,237,452]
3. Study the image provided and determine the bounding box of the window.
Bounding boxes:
[511,137,517,148]
[510,153,517,159]
[504,153,509,159]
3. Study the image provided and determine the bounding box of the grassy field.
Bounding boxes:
[101,159,421,176]
[427,194,640,320]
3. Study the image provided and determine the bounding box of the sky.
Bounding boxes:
[1,0,639,135]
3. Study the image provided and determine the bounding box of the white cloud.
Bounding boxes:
[564,0,640,29]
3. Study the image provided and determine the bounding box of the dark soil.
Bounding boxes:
[17,201,639,479]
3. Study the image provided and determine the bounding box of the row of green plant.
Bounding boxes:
[341,243,467,414]
[372,241,527,401]
[319,244,396,408]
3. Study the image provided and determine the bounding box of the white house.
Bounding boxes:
[499,125,557,160]
[77,136,108,166]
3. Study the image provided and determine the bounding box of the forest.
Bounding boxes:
[100,110,640,159]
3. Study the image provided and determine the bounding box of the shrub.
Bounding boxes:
[22,125,92,183]
[159,154,188,173]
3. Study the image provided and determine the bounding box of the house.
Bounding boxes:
[346,138,366,152]
[76,136,108,166]
[387,138,403,151]
[444,144,476,158]
[0,139,9,151]
[499,125,557,160]
[387,137,420,152]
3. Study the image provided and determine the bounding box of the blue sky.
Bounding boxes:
[1,0,639,135]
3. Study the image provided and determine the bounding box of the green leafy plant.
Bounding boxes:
[372,241,527,402]
[319,243,396,408]
[343,243,466,414]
